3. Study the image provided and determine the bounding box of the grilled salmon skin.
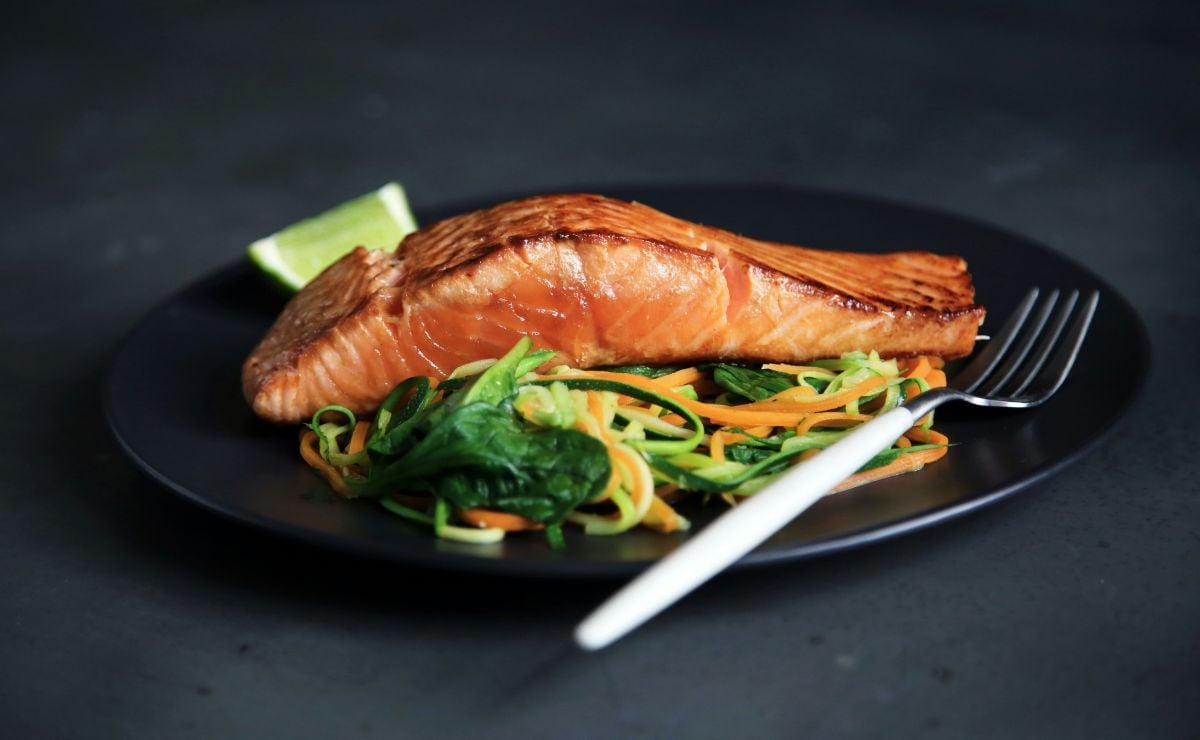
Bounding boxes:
[243,194,985,423]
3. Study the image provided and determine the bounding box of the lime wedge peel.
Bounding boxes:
[248,182,418,292]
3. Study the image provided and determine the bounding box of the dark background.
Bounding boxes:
[3,1,1198,737]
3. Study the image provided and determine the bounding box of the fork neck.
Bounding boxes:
[902,387,963,419]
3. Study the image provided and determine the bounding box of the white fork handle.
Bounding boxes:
[575,406,917,651]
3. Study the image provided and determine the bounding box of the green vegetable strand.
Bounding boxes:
[307,338,949,548]
[523,377,704,456]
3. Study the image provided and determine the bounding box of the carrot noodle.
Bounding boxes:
[299,352,952,543]
[347,421,370,455]
[612,442,655,522]
[904,427,950,463]
[744,425,776,436]
[799,448,822,461]
[761,363,837,376]
[795,412,873,436]
[642,495,688,533]
[710,432,726,463]
[905,427,949,445]
[458,508,543,531]
[655,483,684,503]
[831,451,927,493]
[652,367,704,388]
[903,356,933,382]
[750,374,887,409]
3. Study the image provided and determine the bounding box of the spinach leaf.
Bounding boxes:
[724,443,779,465]
[353,339,612,523]
[711,364,796,401]
[360,402,610,523]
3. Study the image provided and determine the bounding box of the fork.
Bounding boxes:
[576,287,1100,651]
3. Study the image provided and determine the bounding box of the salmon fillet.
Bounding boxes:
[243,193,985,423]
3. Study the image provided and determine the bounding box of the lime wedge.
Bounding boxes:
[248,182,418,291]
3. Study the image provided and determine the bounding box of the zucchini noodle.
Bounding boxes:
[299,343,951,548]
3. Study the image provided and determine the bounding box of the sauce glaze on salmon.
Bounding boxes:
[243,194,985,423]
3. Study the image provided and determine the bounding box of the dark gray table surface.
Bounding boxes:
[4,1,1198,737]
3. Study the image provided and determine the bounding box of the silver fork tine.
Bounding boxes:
[977,289,1061,397]
[1005,290,1079,397]
[953,288,1040,394]
[1014,290,1099,402]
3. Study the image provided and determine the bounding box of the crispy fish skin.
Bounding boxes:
[243,194,985,423]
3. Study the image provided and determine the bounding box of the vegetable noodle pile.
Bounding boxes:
[300,337,949,547]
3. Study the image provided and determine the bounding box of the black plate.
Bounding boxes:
[103,186,1148,577]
